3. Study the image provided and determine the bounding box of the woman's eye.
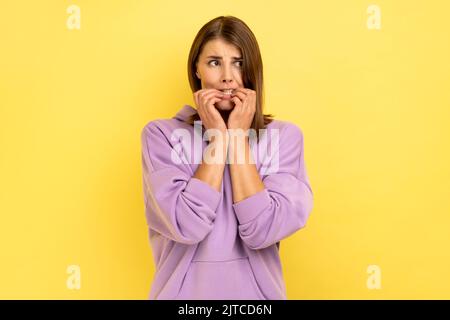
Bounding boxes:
[208,60,243,67]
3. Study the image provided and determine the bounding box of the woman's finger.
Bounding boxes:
[196,93,223,112]
[231,96,242,107]
[233,87,251,95]
[232,91,246,101]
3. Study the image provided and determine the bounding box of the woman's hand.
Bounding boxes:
[193,89,228,134]
[227,88,256,132]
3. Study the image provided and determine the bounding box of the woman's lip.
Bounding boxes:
[219,88,237,93]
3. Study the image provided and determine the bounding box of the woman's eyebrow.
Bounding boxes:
[206,55,243,60]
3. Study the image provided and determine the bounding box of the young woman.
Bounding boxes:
[141,16,314,300]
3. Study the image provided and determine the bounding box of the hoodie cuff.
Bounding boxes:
[185,177,222,211]
[232,188,272,225]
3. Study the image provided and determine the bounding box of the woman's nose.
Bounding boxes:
[221,66,234,83]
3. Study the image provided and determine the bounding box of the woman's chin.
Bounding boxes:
[214,100,235,111]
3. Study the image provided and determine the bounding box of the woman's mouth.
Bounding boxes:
[219,89,235,99]
[220,89,234,95]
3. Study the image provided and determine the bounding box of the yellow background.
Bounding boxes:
[1,0,449,299]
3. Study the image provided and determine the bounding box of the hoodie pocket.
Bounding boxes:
[175,257,265,300]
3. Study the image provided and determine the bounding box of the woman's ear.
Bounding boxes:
[195,61,200,79]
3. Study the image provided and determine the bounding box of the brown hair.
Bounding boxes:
[186,16,274,142]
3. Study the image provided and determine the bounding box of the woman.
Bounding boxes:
[141,16,314,300]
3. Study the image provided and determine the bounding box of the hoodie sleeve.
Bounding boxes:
[141,122,221,245]
[232,123,314,250]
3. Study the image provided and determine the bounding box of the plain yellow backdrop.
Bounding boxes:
[1,0,449,299]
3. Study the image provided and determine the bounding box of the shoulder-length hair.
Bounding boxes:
[186,15,274,142]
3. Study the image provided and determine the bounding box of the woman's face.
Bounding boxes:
[196,38,244,111]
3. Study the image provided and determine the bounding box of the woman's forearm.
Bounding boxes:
[193,133,229,192]
[228,136,265,203]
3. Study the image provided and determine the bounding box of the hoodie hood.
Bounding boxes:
[173,104,198,122]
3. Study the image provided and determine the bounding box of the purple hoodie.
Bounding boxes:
[140,104,314,300]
